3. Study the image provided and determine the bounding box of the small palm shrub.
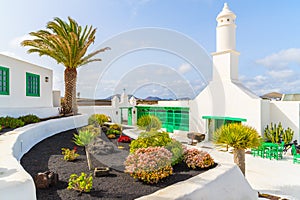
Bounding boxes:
[214,123,261,176]
[61,147,79,161]
[165,139,184,166]
[18,114,40,125]
[88,114,109,127]
[183,148,214,169]
[124,147,173,184]
[67,172,93,193]
[0,116,25,129]
[129,131,172,153]
[73,130,96,170]
[137,115,162,131]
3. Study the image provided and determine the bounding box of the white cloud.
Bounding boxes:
[256,48,300,69]
[178,63,192,74]
[10,34,34,48]
[267,69,294,80]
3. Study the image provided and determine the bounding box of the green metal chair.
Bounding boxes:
[277,141,284,160]
[291,144,300,164]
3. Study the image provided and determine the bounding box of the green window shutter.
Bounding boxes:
[26,72,40,97]
[0,66,9,95]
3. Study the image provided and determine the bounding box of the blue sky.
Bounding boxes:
[1,0,300,99]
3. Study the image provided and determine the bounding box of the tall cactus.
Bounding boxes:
[282,127,294,144]
[263,122,283,143]
[264,122,294,143]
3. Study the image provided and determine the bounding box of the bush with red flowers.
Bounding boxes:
[118,135,131,143]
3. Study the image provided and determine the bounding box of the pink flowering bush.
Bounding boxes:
[183,148,214,169]
[124,147,173,184]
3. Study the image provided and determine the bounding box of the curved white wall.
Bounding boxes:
[0,114,88,200]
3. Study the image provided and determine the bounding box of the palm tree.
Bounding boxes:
[21,17,110,114]
[213,123,261,176]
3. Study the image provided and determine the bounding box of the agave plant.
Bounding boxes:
[73,130,96,170]
[213,123,261,176]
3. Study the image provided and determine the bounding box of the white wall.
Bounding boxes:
[270,101,300,141]
[190,80,264,139]
[78,106,119,123]
[0,54,53,108]
[0,114,88,200]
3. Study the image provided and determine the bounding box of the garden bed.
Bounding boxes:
[21,129,216,200]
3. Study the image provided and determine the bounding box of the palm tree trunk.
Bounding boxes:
[63,68,78,115]
[233,148,245,176]
[85,147,92,170]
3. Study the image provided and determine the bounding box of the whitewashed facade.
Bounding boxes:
[0,54,59,118]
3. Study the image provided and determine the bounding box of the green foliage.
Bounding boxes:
[124,147,173,184]
[264,122,294,144]
[282,127,294,144]
[183,148,215,169]
[73,130,95,147]
[106,129,121,135]
[0,126,2,132]
[264,122,284,143]
[61,147,79,161]
[137,115,162,131]
[18,114,40,125]
[213,123,261,150]
[79,125,100,136]
[67,172,93,193]
[165,139,184,166]
[0,116,25,129]
[88,114,109,127]
[129,131,172,153]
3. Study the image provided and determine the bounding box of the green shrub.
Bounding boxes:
[129,131,172,153]
[0,126,2,132]
[61,147,79,161]
[88,114,109,127]
[106,129,121,136]
[124,147,173,184]
[78,125,101,136]
[67,172,93,193]
[183,148,214,169]
[0,116,25,129]
[137,115,162,131]
[165,139,184,166]
[18,114,40,125]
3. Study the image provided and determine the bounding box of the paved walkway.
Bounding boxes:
[196,142,300,200]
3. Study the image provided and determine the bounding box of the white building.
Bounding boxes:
[0,54,60,118]
[79,3,300,142]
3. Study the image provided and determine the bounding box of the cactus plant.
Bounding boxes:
[282,127,294,144]
[264,122,284,143]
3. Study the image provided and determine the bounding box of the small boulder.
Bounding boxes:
[34,171,59,189]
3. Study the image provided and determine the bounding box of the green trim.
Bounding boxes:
[202,116,247,122]
[0,66,9,95]
[26,72,40,97]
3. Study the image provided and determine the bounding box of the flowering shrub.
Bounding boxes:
[88,114,109,127]
[183,148,214,169]
[67,172,93,193]
[124,147,173,184]
[129,131,172,153]
[61,147,79,161]
[118,135,131,143]
[165,139,184,166]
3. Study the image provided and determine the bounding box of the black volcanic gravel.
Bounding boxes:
[21,129,216,200]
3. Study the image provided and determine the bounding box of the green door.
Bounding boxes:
[128,107,132,125]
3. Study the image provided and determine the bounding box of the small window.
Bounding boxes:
[227,19,230,22]
[26,72,40,97]
[0,66,9,95]
[221,20,223,22]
